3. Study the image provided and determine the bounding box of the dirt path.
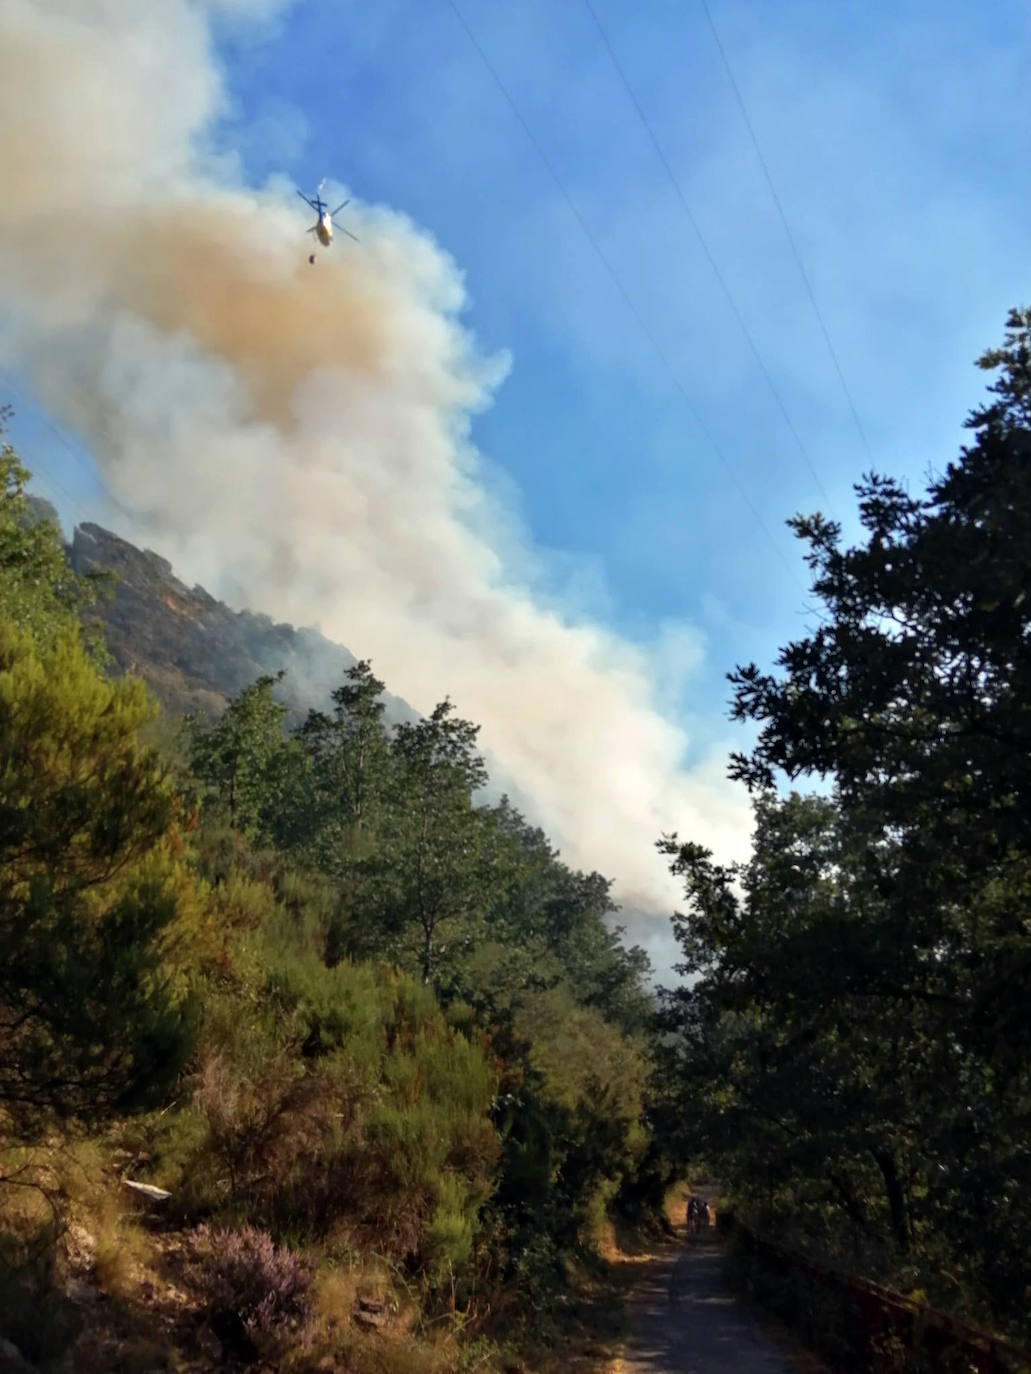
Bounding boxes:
[612,1232,807,1374]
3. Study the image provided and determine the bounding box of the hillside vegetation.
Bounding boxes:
[0,426,670,1372]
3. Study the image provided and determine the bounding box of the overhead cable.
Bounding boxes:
[582,0,839,518]
[699,0,874,467]
[446,0,804,588]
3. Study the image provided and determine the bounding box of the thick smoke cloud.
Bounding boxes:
[0,0,752,954]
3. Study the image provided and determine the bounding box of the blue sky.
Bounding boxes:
[6,0,1030,845]
[217,0,1029,719]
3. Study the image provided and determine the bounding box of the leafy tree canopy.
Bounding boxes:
[658,309,1031,1341]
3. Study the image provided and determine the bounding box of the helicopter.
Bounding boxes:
[297,181,359,263]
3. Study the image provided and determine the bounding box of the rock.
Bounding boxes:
[65,1278,99,1305]
[52,1330,120,1374]
[353,1307,387,1331]
[63,1220,96,1269]
[123,1178,172,1203]
[67,521,419,727]
[192,1322,223,1363]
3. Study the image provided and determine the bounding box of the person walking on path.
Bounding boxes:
[686,1196,698,1233]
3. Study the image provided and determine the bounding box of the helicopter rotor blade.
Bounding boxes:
[330,200,350,217]
[297,189,317,211]
[332,222,360,242]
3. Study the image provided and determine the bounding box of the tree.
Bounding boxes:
[296,660,392,870]
[658,796,937,1255]
[0,623,200,1140]
[365,700,503,985]
[189,673,292,841]
[0,412,106,650]
[474,797,653,1033]
[726,312,1031,1108]
[729,307,1031,885]
[674,309,1031,1338]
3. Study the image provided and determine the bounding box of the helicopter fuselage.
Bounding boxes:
[315,212,333,246]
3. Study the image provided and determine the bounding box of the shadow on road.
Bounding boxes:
[615,1230,811,1374]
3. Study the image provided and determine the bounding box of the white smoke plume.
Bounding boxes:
[0,0,752,957]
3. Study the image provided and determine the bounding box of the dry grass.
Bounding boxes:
[0,1143,199,1370]
[90,1194,151,1301]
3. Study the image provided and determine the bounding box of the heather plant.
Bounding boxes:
[189,1223,314,1347]
[421,1171,478,1281]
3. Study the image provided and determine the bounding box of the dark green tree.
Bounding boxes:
[366,700,503,985]
[730,307,1031,886]
[474,797,653,1033]
[0,623,200,1141]
[665,308,1031,1338]
[659,797,935,1256]
[0,411,106,649]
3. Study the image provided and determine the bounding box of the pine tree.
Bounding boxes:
[0,624,200,1140]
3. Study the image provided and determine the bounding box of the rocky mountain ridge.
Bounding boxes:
[63,517,418,726]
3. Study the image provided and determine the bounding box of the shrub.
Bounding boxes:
[421,1171,478,1282]
[189,1223,314,1347]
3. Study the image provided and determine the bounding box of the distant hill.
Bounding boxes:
[61,517,419,726]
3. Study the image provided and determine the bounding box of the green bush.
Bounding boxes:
[140,944,500,1281]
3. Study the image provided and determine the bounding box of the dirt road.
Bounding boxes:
[613,1232,805,1374]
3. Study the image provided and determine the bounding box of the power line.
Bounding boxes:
[445,0,803,589]
[581,0,838,518]
[699,0,874,467]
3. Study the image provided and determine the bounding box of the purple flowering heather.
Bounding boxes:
[191,1223,314,1340]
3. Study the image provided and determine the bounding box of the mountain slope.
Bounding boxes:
[67,520,419,725]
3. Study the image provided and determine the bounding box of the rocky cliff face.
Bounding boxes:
[68,522,417,724]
